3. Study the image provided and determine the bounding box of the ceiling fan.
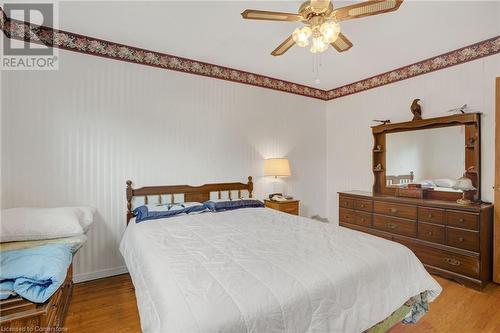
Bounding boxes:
[241,0,403,56]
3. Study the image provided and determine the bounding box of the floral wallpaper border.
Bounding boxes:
[326,36,500,99]
[1,9,499,101]
[0,11,327,100]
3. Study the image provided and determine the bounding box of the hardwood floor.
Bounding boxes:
[65,274,140,332]
[65,274,500,332]
[391,276,500,333]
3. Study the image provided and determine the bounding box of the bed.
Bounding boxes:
[120,177,441,333]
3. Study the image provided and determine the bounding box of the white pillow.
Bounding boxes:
[434,179,457,188]
[419,180,437,187]
[0,207,84,242]
[72,206,96,232]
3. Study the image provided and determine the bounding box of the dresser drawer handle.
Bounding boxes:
[390,208,398,213]
[387,223,397,229]
[458,237,464,242]
[444,258,461,266]
[458,218,464,223]
[428,214,433,218]
[360,218,365,222]
[427,231,433,236]
[360,204,365,208]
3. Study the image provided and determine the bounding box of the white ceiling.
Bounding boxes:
[57,1,500,89]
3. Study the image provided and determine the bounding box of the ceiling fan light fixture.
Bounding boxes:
[320,21,340,43]
[292,26,312,47]
[242,0,405,56]
[310,35,328,53]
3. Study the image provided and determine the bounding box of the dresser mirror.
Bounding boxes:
[372,113,481,202]
[386,126,465,192]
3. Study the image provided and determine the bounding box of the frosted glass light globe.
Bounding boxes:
[292,26,312,47]
[310,36,328,53]
[320,21,340,43]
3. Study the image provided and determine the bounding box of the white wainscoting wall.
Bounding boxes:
[326,55,500,222]
[1,51,327,282]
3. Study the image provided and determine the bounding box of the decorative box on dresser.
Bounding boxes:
[339,191,493,289]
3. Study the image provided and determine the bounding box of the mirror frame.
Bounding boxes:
[372,113,481,202]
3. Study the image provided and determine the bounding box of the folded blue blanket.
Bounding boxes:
[0,244,72,303]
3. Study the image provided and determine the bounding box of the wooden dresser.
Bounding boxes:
[0,265,73,330]
[339,191,493,289]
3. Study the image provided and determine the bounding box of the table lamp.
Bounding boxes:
[453,175,476,205]
[264,158,291,178]
[264,158,292,199]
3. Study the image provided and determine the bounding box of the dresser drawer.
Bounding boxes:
[339,197,355,209]
[446,227,479,252]
[339,208,355,224]
[373,214,416,237]
[354,211,372,227]
[374,201,417,220]
[339,221,393,241]
[407,242,479,278]
[418,222,445,244]
[447,211,479,231]
[265,200,299,215]
[355,199,373,212]
[279,202,299,215]
[418,207,445,225]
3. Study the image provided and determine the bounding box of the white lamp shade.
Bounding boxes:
[264,158,291,177]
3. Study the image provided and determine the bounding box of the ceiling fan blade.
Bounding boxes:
[331,33,353,52]
[331,0,403,22]
[241,9,302,22]
[271,35,295,56]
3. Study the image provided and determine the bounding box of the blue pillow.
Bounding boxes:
[134,202,207,223]
[204,199,264,212]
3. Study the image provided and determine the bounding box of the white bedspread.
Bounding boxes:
[120,208,441,333]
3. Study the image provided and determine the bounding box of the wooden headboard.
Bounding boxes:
[386,171,414,186]
[126,176,253,224]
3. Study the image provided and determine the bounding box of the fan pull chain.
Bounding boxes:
[312,54,322,85]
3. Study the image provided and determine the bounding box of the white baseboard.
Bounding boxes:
[73,266,128,283]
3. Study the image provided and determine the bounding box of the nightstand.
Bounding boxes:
[264,199,300,216]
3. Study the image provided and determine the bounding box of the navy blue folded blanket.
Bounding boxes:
[0,244,72,303]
